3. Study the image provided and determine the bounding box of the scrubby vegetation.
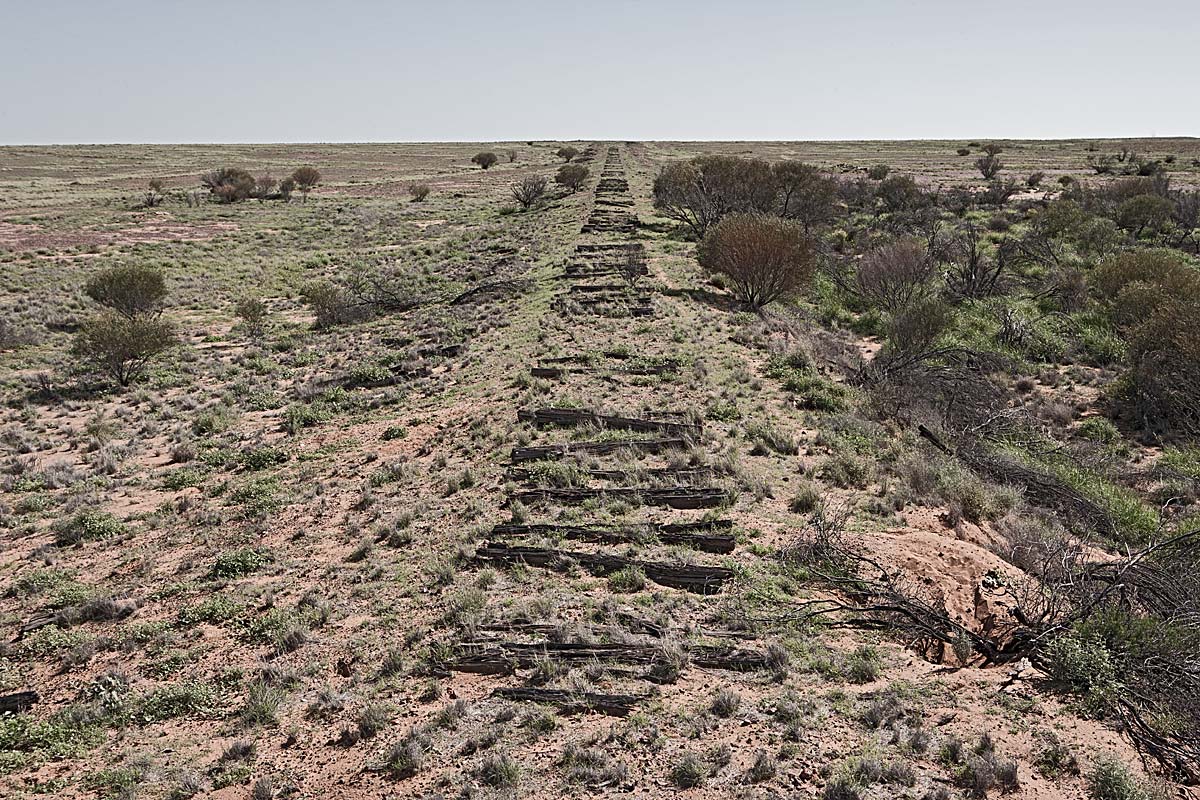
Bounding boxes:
[1,138,1196,798]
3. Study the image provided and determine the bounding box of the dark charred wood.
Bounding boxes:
[510,437,687,463]
[447,640,768,676]
[511,486,728,510]
[490,687,644,716]
[0,691,38,713]
[508,465,713,486]
[475,542,733,594]
[490,519,734,554]
[517,407,700,437]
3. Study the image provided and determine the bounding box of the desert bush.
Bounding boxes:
[384,732,427,778]
[882,295,952,357]
[1115,194,1173,238]
[53,509,125,546]
[300,280,363,328]
[556,145,579,162]
[278,176,295,201]
[408,183,431,202]
[510,175,549,209]
[72,313,177,386]
[608,565,646,592]
[976,144,1004,179]
[1027,171,1045,187]
[254,173,277,199]
[710,688,741,718]
[234,297,268,336]
[866,164,890,180]
[84,264,166,319]
[201,167,256,203]
[856,239,934,312]
[670,753,707,788]
[697,213,816,307]
[653,155,776,237]
[290,166,320,202]
[479,752,520,788]
[876,174,924,213]
[1094,249,1200,436]
[144,178,165,207]
[555,163,589,192]
[774,160,837,230]
[1087,758,1165,800]
[472,151,498,170]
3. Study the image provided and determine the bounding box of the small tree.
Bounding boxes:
[84,264,167,319]
[201,167,256,203]
[976,144,1004,179]
[773,161,837,231]
[697,213,816,308]
[408,183,431,202]
[72,313,177,386]
[144,179,165,208]
[511,175,549,210]
[291,166,321,202]
[653,155,777,238]
[554,164,589,193]
[1116,194,1174,238]
[556,146,579,162]
[255,173,277,199]
[234,297,269,337]
[472,152,498,170]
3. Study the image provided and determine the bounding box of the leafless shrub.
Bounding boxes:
[943,224,1010,298]
[254,173,277,199]
[855,239,935,312]
[511,175,549,210]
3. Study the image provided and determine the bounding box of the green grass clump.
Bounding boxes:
[0,710,106,773]
[162,467,206,490]
[210,547,272,579]
[8,568,92,608]
[765,355,850,412]
[1087,758,1166,800]
[235,446,289,471]
[608,565,647,593]
[177,594,245,625]
[135,681,218,723]
[53,510,124,546]
[228,477,284,517]
[19,626,94,659]
[283,402,332,434]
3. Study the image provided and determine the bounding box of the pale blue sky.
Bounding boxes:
[2,0,1197,144]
